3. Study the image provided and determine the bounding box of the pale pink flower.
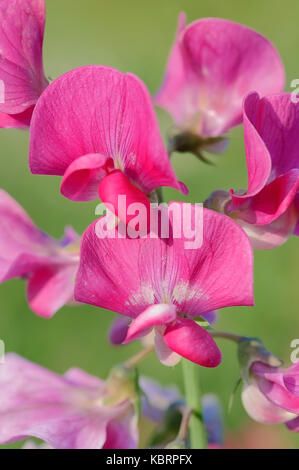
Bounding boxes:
[0,354,138,449]
[0,190,79,317]
[155,14,285,147]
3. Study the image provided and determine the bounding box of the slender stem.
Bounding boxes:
[177,406,193,442]
[181,359,207,449]
[209,330,245,343]
[123,345,154,369]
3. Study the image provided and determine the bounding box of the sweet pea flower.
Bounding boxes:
[75,203,253,367]
[0,190,80,317]
[242,360,299,433]
[206,93,299,249]
[29,66,187,225]
[155,14,285,156]
[0,354,138,449]
[0,0,48,129]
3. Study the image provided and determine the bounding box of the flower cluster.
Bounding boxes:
[0,0,298,449]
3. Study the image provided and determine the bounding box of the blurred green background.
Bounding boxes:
[1,0,299,449]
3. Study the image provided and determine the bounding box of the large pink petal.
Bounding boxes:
[155,17,285,136]
[0,0,47,116]
[75,204,253,317]
[124,304,177,343]
[163,317,222,367]
[27,263,77,318]
[29,66,184,196]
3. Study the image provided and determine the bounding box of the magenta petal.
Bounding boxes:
[164,318,222,367]
[155,17,285,136]
[124,304,177,343]
[0,0,47,118]
[61,153,110,201]
[29,66,184,197]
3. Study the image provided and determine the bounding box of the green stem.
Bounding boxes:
[209,330,245,343]
[181,359,207,449]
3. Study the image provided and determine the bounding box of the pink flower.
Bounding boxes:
[155,14,285,147]
[0,354,138,449]
[207,93,299,249]
[75,203,253,367]
[29,66,187,224]
[242,360,299,433]
[0,0,48,129]
[0,190,80,318]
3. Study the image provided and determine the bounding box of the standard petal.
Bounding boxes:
[0,0,47,116]
[155,17,285,136]
[75,204,253,317]
[124,304,177,343]
[163,317,222,367]
[29,66,184,196]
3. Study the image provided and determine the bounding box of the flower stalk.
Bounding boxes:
[181,359,207,449]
